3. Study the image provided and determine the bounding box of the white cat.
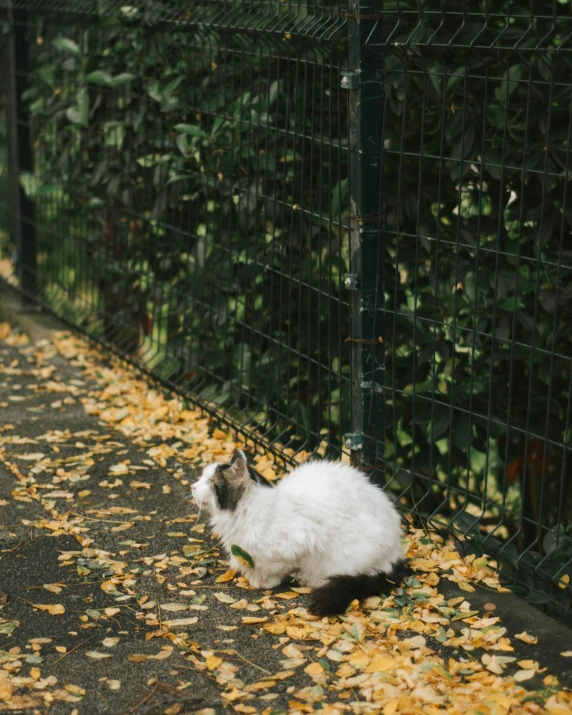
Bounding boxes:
[191,450,408,615]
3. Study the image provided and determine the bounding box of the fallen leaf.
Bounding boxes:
[162,617,198,627]
[561,651,572,657]
[517,660,538,670]
[514,669,535,682]
[42,583,63,594]
[205,655,223,670]
[33,603,65,615]
[107,680,121,690]
[86,651,112,659]
[304,662,323,675]
[231,544,255,568]
[104,607,120,617]
[214,592,236,604]
[216,569,236,583]
[514,631,538,644]
[110,522,133,532]
[164,705,181,715]
[160,603,187,612]
[102,638,119,647]
[241,616,267,625]
[365,654,394,673]
[274,592,299,600]
[407,635,426,648]
[100,580,118,593]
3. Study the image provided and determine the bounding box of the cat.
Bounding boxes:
[191,449,408,615]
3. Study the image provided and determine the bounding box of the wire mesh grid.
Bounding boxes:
[0,0,571,619]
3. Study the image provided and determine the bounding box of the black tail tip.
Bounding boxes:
[308,559,409,617]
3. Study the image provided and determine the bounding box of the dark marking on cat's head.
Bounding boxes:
[230,449,274,488]
[213,456,249,511]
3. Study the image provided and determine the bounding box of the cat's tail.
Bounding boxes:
[309,559,410,616]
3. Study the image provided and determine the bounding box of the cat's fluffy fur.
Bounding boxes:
[191,451,407,614]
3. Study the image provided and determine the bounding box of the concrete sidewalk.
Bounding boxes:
[0,305,571,715]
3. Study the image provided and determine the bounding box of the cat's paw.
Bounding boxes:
[258,576,282,590]
[277,573,300,589]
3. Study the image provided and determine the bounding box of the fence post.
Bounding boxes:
[343,0,384,477]
[7,7,37,302]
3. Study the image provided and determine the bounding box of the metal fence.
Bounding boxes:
[1,0,571,621]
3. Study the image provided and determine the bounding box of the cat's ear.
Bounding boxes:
[224,457,249,488]
[231,449,247,465]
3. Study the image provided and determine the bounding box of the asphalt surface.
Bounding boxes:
[0,302,571,715]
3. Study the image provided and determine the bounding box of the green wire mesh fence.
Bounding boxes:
[0,0,571,621]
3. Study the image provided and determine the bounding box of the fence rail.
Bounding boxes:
[1,0,571,623]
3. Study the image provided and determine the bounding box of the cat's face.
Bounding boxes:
[192,450,271,512]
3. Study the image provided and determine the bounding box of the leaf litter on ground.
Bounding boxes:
[0,322,571,714]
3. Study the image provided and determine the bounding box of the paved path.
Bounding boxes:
[0,314,571,715]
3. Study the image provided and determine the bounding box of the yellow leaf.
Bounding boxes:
[216,569,236,583]
[162,617,198,627]
[263,622,286,635]
[559,574,570,589]
[241,616,267,625]
[104,607,120,617]
[42,583,63,594]
[33,603,65,615]
[514,631,538,644]
[457,580,475,592]
[221,687,248,701]
[110,522,133,532]
[100,580,118,593]
[304,662,323,675]
[102,637,119,647]
[160,603,187,612]
[383,699,400,715]
[164,705,182,715]
[517,660,538,670]
[30,667,41,681]
[365,654,394,673]
[273,670,295,680]
[514,669,535,682]
[274,592,299,600]
[86,651,112,659]
[561,651,572,657]
[205,655,223,670]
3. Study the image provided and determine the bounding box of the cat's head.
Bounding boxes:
[191,449,273,512]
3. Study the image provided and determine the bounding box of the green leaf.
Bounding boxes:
[66,88,89,127]
[496,65,522,106]
[109,73,137,87]
[498,296,525,311]
[87,71,113,86]
[231,544,255,568]
[53,38,80,55]
[174,123,209,138]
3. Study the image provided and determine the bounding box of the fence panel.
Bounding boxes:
[0,0,571,620]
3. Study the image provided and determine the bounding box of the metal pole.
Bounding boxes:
[343,0,384,477]
[7,6,37,303]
